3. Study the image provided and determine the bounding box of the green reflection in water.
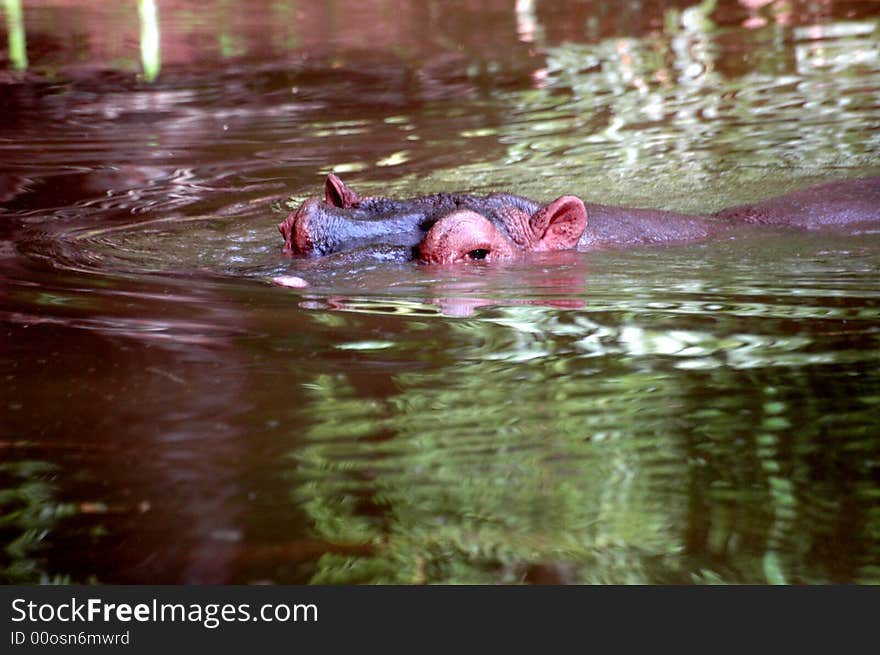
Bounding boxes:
[413,8,880,209]
[3,0,27,70]
[0,459,74,584]
[217,0,246,59]
[290,311,694,584]
[539,23,879,193]
[138,0,161,82]
[283,277,880,584]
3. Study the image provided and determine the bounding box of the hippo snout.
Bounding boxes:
[279,198,325,255]
[279,190,433,257]
[278,213,295,252]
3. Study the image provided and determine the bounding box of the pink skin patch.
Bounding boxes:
[271,275,309,288]
[418,210,517,264]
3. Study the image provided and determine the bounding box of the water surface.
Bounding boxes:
[2,0,880,584]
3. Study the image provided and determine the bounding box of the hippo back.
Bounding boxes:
[715,177,880,229]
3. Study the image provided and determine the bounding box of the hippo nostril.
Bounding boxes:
[278,199,325,255]
[278,212,299,254]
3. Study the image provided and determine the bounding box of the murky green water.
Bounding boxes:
[2,0,880,584]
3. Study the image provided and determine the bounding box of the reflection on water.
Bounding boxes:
[0,459,72,584]
[285,233,880,583]
[2,0,880,584]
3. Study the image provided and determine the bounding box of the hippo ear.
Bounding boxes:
[530,196,587,251]
[325,174,360,208]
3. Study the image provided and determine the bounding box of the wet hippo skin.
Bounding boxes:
[278,174,880,264]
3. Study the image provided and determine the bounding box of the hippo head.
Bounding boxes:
[278,175,587,263]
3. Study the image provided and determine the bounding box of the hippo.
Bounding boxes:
[278,174,880,264]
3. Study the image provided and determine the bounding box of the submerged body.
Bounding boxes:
[278,175,880,264]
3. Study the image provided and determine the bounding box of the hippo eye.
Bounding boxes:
[467,249,489,260]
